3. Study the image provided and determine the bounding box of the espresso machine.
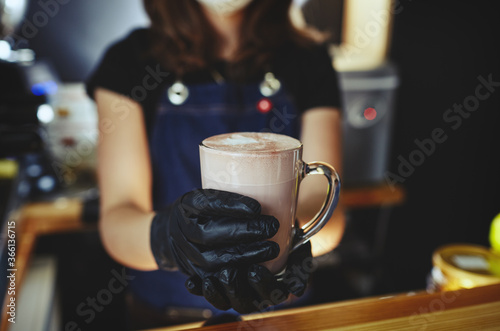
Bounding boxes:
[1,0,43,156]
[1,0,66,195]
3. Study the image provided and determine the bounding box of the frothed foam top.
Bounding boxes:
[201,132,301,153]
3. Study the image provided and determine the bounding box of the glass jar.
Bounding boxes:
[429,244,500,292]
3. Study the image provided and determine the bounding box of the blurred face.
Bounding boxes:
[196,0,253,15]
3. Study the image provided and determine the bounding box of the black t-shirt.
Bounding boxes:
[86,28,341,134]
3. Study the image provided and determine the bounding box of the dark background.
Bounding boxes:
[303,0,500,301]
[383,0,500,292]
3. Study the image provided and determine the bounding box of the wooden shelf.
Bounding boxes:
[342,184,405,208]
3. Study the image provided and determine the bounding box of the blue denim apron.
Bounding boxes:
[129,78,301,312]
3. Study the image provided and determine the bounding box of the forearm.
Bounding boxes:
[99,203,158,271]
[94,89,157,270]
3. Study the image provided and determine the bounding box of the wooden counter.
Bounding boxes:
[0,198,94,331]
[1,183,404,331]
[151,283,500,331]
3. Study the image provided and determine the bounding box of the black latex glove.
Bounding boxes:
[185,232,314,314]
[150,189,280,277]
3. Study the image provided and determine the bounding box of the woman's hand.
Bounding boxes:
[150,188,280,277]
[185,231,313,314]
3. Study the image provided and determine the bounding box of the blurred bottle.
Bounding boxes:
[490,212,500,254]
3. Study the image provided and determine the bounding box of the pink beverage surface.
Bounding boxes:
[202,176,298,274]
[202,132,302,153]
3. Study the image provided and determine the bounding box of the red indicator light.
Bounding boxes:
[257,98,273,113]
[364,107,377,120]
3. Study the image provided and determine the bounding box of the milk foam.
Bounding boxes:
[201,132,302,153]
[200,132,303,185]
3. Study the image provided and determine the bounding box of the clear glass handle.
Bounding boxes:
[291,161,341,252]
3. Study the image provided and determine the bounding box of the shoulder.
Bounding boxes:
[87,28,154,88]
[86,28,174,135]
[103,28,152,64]
[86,28,172,101]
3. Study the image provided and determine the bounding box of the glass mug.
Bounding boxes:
[199,132,341,274]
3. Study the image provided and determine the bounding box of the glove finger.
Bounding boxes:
[288,241,312,268]
[200,241,279,270]
[284,271,308,297]
[185,276,203,296]
[182,189,261,217]
[248,264,289,307]
[284,241,313,297]
[202,275,231,311]
[219,267,260,314]
[181,215,280,246]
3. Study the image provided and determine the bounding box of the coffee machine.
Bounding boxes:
[1,0,44,156]
[1,0,64,196]
[0,58,48,156]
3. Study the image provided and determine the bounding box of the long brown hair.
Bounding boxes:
[143,0,320,80]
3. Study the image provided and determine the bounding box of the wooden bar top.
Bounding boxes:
[151,283,500,331]
[1,183,404,331]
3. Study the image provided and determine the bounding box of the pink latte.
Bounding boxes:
[200,132,303,274]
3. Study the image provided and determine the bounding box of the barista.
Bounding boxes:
[86,0,345,327]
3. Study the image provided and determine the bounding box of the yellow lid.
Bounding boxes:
[432,244,500,290]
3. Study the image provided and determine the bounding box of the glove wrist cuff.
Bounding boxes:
[150,212,178,271]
